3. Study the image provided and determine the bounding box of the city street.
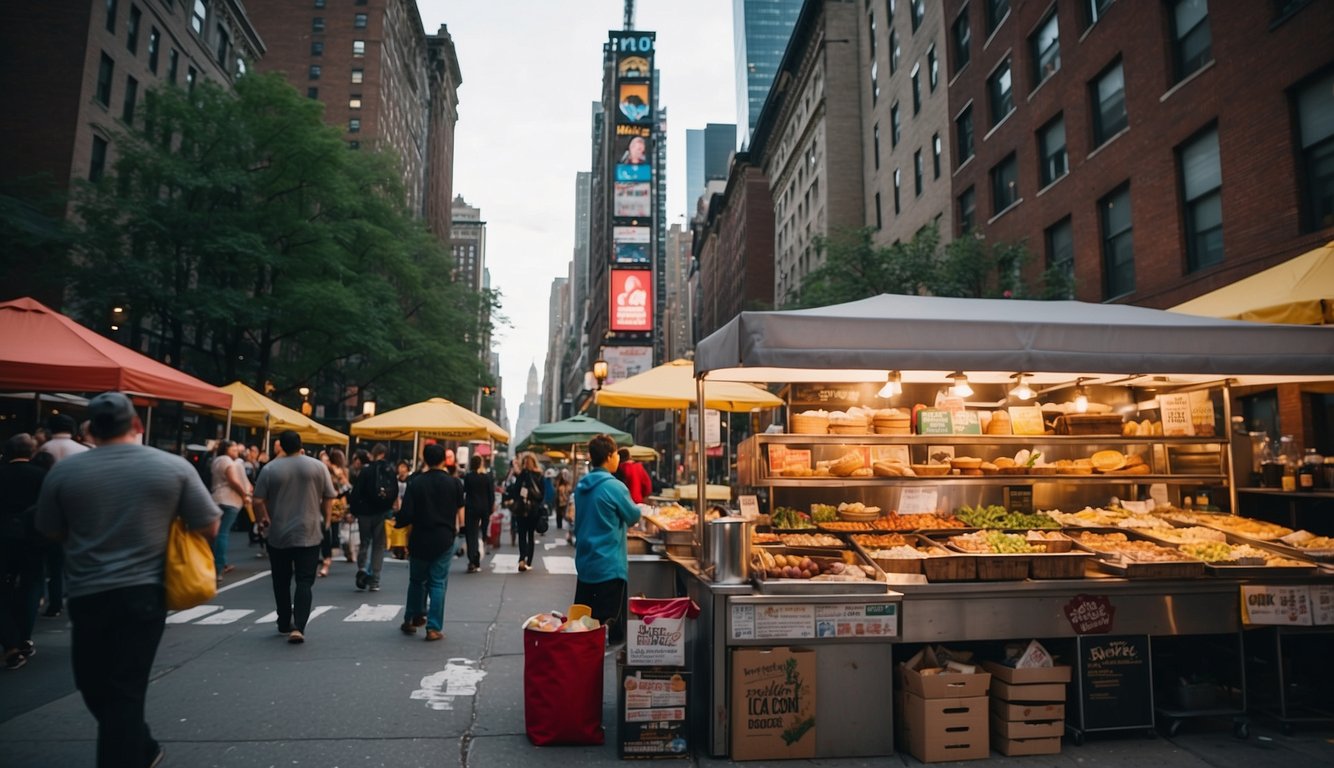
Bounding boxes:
[1,528,1332,768]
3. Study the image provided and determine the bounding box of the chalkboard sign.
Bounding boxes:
[1075,634,1153,732]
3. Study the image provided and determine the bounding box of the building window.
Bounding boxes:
[215,27,230,66]
[314,0,324,6]
[186,66,196,92]
[168,49,179,84]
[893,169,902,213]
[871,60,879,105]
[1039,115,1068,186]
[351,68,364,84]
[1171,0,1211,82]
[952,8,971,74]
[875,192,884,229]
[956,104,974,163]
[353,40,366,57]
[90,136,108,182]
[1046,217,1074,299]
[105,0,118,33]
[312,17,325,32]
[354,12,368,28]
[911,0,925,31]
[96,53,114,106]
[349,118,361,133]
[959,187,976,232]
[309,65,321,80]
[890,29,900,74]
[1087,0,1114,27]
[891,102,901,147]
[307,87,318,99]
[873,124,881,169]
[928,45,938,91]
[1296,69,1334,231]
[1101,184,1134,298]
[127,5,141,53]
[1091,60,1127,145]
[987,0,1010,32]
[868,10,877,61]
[236,57,246,77]
[914,150,924,196]
[349,95,362,109]
[1180,126,1223,271]
[191,0,206,34]
[992,153,1018,213]
[911,66,921,114]
[311,41,324,56]
[932,133,942,178]
[988,58,1013,127]
[1031,12,1059,86]
[122,75,138,123]
[147,27,160,72]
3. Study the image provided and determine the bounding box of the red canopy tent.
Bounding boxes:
[0,297,231,410]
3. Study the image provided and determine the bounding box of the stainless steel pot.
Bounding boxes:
[706,517,751,584]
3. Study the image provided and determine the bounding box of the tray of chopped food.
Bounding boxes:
[777,532,845,548]
[1159,510,1294,540]
[940,531,1038,580]
[1072,530,1206,579]
[769,506,818,531]
[1189,541,1320,577]
[749,546,888,593]
[1208,530,1334,564]
[955,504,1061,530]
[851,534,975,581]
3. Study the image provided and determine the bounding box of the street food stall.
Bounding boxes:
[664,294,1334,758]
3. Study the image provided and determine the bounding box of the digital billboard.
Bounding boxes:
[610,269,653,332]
[613,226,651,264]
[600,345,653,386]
[613,182,651,218]
[617,55,650,79]
[618,82,652,124]
[615,133,652,182]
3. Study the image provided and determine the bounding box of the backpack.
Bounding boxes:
[512,471,544,517]
[368,461,398,512]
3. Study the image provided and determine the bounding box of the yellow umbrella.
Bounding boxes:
[595,358,782,411]
[351,397,509,443]
[1170,241,1334,325]
[627,444,659,462]
[204,381,348,446]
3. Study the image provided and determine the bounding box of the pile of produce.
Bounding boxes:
[876,513,967,531]
[771,507,816,529]
[810,503,839,523]
[751,549,878,581]
[948,531,1042,554]
[955,504,1060,530]
[851,533,911,548]
[1147,526,1227,544]
[1074,531,1191,562]
[778,533,843,548]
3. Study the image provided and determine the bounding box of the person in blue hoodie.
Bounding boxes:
[572,434,641,644]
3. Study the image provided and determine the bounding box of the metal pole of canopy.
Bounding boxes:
[696,376,707,564]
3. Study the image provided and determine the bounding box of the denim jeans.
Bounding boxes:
[69,584,166,768]
[268,545,320,632]
[405,536,454,632]
[513,514,535,565]
[212,504,241,575]
[356,513,388,584]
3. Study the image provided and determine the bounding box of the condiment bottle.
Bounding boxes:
[1279,435,1299,492]
[1300,448,1323,490]
[1259,436,1282,488]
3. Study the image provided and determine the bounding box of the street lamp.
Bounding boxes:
[298,386,312,416]
[362,400,377,418]
[592,359,609,419]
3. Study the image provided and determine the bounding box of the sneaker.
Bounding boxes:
[412,615,427,627]
[424,629,444,642]
[18,641,34,659]
[287,630,305,644]
[517,562,528,572]
[400,621,418,635]
[369,583,381,592]
[466,565,480,574]
[4,652,27,671]
[355,571,367,590]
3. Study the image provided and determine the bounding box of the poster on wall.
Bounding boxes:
[615,133,653,182]
[617,55,651,79]
[614,182,651,217]
[610,269,653,332]
[613,226,651,264]
[601,346,653,386]
[617,82,652,123]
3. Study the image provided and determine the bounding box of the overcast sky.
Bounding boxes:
[417,1,736,432]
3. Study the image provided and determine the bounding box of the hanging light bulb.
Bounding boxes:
[950,372,973,398]
[1073,379,1089,413]
[1008,373,1035,401]
[878,370,903,399]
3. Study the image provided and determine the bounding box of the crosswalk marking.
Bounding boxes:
[490,554,519,573]
[166,605,223,624]
[195,609,254,625]
[254,605,335,626]
[345,604,402,622]
[543,555,577,575]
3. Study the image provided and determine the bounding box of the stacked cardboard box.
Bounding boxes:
[730,647,817,761]
[898,661,992,763]
[982,660,1071,756]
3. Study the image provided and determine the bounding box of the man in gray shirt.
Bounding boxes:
[253,430,337,644]
[36,392,220,768]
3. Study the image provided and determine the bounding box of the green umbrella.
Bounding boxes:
[519,414,633,452]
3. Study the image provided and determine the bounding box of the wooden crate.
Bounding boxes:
[1029,553,1091,580]
[922,552,978,582]
[973,555,1031,581]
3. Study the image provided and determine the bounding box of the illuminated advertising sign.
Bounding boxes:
[610,269,653,331]
[614,226,651,264]
[618,82,651,123]
[617,55,650,79]
[615,133,652,182]
[613,182,651,218]
[601,346,654,386]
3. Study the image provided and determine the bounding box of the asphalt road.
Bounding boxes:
[1,529,1332,767]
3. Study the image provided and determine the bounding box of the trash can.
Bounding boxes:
[524,623,607,745]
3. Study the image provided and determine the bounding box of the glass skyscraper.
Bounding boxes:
[686,123,737,216]
[733,0,803,149]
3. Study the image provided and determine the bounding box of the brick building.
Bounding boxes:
[693,154,777,340]
[246,0,460,242]
[944,0,1334,307]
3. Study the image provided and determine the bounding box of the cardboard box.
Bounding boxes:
[730,647,816,761]
[899,692,989,763]
[619,669,690,759]
[982,660,1073,685]
[900,663,992,699]
[627,616,688,667]
[989,678,1068,703]
[990,713,1064,739]
[992,734,1063,756]
[990,698,1065,721]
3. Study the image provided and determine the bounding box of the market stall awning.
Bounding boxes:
[517,414,632,451]
[595,357,782,412]
[199,381,347,445]
[694,293,1334,385]
[0,297,232,409]
[1169,241,1334,325]
[627,444,659,462]
[350,397,509,443]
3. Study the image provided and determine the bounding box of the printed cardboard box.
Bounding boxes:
[730,647,816,761]
[899,692,989,763]
[989,678,1068,703]
[619,668,690,759]
[990,699,1065,721]
[981,660,1073,685]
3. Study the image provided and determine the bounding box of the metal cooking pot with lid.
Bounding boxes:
[706,515,751,584]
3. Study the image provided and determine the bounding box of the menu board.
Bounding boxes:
[1076,634,1152,731]
[1241,584,1314,626]
[916,409,953,435]
[951,410,982,434]
[731,603,815,641]
[731,602,897,641]
[899,487,939,515]
[814,603,898,638]
[1008,406,1046,435]
[1157,393,1194,436]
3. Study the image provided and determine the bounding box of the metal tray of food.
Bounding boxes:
[1160,510,1294,540]
[1223,532,1334,564]
[750,546,889,594]
[1204,562,1319,578]
[1070,530,1206,579]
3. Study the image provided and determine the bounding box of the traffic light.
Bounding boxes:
[480,385,495,397]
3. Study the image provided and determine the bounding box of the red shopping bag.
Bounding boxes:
[524,624,607,745]
[487,511,503,548]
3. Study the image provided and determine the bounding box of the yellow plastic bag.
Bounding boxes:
[165,517,216,611]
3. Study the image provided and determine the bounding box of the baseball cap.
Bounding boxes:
[87,392,137,439]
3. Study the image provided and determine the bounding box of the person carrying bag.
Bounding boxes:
[505,454,546,572]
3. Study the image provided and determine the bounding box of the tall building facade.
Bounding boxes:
[733,0,804,149]
[685,122,738,216]
[542,276,569,423]
[694,154,776,340]
[513,362,542,448]
[1,0,265,303]
[450,195,486,292]
[662,222,693,361]
[246,0,460,242]
[943,0,1334,308]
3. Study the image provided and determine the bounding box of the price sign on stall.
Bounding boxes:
[1157,394,1194,437]
[899,487,939,515]
[1240,585,1313,626]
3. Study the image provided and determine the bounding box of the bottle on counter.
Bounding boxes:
[1278,435,1299,492]
[1259,436,1282,488]
[1300,448,1323,490]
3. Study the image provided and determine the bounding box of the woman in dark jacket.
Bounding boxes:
[461,455,494,573]
[504,453,544,572]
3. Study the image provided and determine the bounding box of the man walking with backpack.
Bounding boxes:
[352,443,397,591]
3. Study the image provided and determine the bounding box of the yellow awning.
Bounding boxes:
[595,358,782,412]
[1170,241,1334,325]
[205,381,348,445]
[350,397,509,443]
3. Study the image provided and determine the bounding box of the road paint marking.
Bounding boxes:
[543,555,577,575]
[166,605,222,624]
[254,605,336,626]
[344,604,402,622]
[410,658,487,711]
[490,554,519,573]
[215,571,270,593]
[195,609,254,625]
